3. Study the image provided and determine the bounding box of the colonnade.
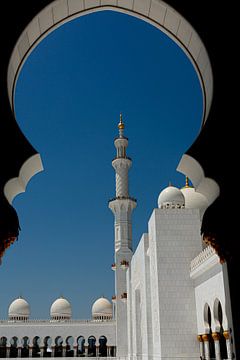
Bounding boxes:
[0,336,116,358]
[0,345,116,358]
[197,330,232,359]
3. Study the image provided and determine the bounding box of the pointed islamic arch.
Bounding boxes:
[8,1,212,119]
[5,0,214,206]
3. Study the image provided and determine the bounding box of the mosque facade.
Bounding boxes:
[0,118,235,359]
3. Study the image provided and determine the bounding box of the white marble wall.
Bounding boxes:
[190,252,235,353]
[129,207,203,359]
[149,208,202,359]
[127,233,153,360]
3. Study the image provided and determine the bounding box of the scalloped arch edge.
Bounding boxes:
[177,154,220,206]
[4,154,44,204]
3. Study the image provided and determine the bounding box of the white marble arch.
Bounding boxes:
[5,0,214,204]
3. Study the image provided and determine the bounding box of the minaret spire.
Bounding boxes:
[109,115,136,357]
[118,113,124,137]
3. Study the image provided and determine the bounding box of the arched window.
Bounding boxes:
[43,336,52,357]
[88,336,96,357]
[77,336,85,356]
[99,336,107,357]
[203,304,215,359]
[213,299,228,359]
[0,337,7,358]
[21,337,30,358]
[54,337,63,357]
[32,336,41,358]
[10,337,18,358]
[66,336,74,357]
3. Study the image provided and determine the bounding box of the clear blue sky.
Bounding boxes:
[0,10,202,319]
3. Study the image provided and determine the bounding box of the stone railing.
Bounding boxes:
[190,245,217,272]
[0,319,115,325]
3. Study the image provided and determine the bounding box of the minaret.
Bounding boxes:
[109,114,137,357]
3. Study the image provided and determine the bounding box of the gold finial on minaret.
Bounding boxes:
[118,113,125,130]
[185,176,190,187]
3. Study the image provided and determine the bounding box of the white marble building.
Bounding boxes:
[0,296,116,358]
[0,117,235,359]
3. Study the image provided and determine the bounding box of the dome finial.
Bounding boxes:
[118,113,125,130]
[182,176,193,189]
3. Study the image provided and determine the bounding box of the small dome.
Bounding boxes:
[158,185,185,209]
[50,297,72,320]
[181,186,209,219]
[8,297,30,320]
[92,297,112,320]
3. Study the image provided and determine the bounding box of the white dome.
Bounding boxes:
[158,185,185,208]
[8,297,30,319]
[181,186,209,219]
[50,297,72,319]
[92,297,112,319]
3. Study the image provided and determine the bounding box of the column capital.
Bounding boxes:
[212,332,220,341]
[223,330,230,340]
[202,334,209,342]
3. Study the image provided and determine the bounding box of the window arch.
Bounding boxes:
[88,336,96,357]
[213,299,228,359]
[0,337,7,358]
[203,303,211,330]
[21,336,30,358]
[32,336,41,358]
[43,336,52,357]
[66,336,74,357]
[203,304,215,358]
[99,336,107,357]
[77,336,85,356]
[10,337,19,358]
[54,336,63,357]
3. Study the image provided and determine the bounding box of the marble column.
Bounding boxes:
[51,346,55,357]
[40,347,45,357]
[6,347,11,358]
[29,346,33,358]
[73,345,78,357]
[202,334,210,360]
[18,347,22,358]
[84,345,89,357]
[107,346,111,357]
[96,346,99,357]
[223,331,232,359]
[197,335,204,359]
[62,346,66,357]
[212,333,221,360]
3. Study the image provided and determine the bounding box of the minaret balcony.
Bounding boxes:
[112,155,132,161]
[111,263,116,271]
[112,295,116,303]
[108,196,137,203]
[120,260,129,269]
[121,293,127,303]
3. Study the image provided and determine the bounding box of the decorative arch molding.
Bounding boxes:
[213,298,222,331]
[203,302,211,333]
[6,0,214,204]
[213,297,229,333]
[177,154,220,207]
